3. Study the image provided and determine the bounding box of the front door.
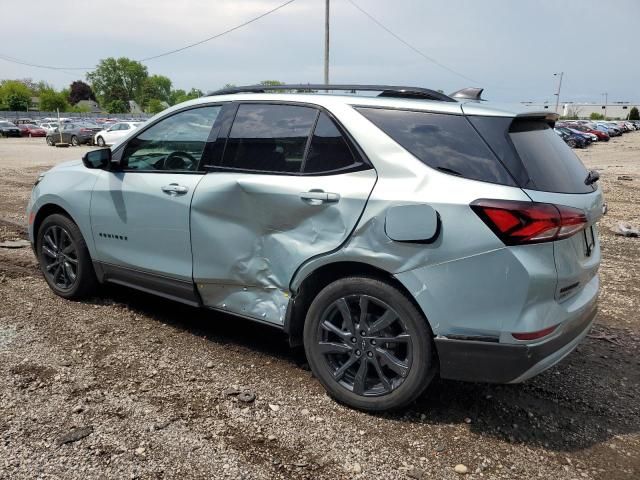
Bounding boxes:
[191,103,377,324]
[90,105,222,294]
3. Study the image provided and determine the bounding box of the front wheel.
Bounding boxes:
[70,135,79,146]
[96,136,105,147]
[303,277,435,411]
[36,214,98,299]
[46,136,54,146]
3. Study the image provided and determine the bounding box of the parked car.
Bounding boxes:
[13,118,37,125]
[38,122,59,135]
[0,120,21,137]
[567,127,596,142]
[556,127,588,148]
[571,124,609,141]
[45,123,101,146]
[94,121,142,146]
[21,124,47,137]
[28,84,603,411]
[596,123,621,136]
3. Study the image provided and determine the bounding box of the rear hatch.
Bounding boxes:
[467,112,604,301]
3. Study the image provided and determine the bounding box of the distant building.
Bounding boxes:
[75,99,102,113]
[129,100,143,114]
[521,101,638,119]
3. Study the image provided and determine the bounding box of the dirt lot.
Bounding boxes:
[0,136,638,480]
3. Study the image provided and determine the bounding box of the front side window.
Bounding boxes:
[222,104,317,173]
[122,106,221,172]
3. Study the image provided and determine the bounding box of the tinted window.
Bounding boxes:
[222,104,317,173]
[508,120,593,194]
[357,107,515,186]
[303,112,361,173]
[122,106,220,172]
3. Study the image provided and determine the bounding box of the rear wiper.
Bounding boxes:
[585,169,600,185]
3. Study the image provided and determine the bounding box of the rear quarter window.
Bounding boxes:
[356,107,516,186]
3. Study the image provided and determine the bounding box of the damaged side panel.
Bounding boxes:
[190,169,377,325]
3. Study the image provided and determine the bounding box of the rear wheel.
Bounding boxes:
[36,214,97,299]
[303,277,435,411]
[71,135,79,146]
[46,136,54,146]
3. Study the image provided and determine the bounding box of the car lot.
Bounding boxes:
[0,136,638,479]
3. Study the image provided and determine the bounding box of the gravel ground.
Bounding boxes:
[0,136,639,480]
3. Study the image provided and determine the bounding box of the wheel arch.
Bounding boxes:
[284,260,432,347]
[32,203,77,243]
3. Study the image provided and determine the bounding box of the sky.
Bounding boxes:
[1,0,638,104]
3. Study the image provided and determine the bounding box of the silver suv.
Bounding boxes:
[27,85,603,411]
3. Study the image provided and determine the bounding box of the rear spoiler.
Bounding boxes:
[514,111,559,128]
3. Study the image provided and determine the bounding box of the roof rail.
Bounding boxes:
[208,84,456,102]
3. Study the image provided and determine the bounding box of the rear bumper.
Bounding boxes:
[435,303,596,384]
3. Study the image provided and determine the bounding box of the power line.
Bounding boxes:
[346,0,481,85]
[0,0,297,73]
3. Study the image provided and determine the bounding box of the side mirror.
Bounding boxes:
[82,148,111,170]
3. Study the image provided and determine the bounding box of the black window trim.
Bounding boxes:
[110,102,228,175]
[204,100,373,177]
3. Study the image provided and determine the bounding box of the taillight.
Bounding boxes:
[470,199,587,245]
[80,128,92,133]
[512,324,558,341]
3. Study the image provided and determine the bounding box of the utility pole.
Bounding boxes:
[553,72,564,115]
[324,0,330,85]
[602,92,608,119]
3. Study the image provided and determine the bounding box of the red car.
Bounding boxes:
[19,124,47,138]
[571,124,610,142]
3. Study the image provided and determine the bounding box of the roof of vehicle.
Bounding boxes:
[163,84,557,120]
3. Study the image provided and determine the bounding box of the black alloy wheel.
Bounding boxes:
[304,277,434,411]
[36,214,97,299]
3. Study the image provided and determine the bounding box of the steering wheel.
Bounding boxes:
[164,151,196,170]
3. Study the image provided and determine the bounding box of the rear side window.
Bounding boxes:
[222,104,317,173]
[357,107,515,186]
[303,112,362,173]
[508,120,593,194]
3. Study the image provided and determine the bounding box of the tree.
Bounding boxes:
[106,99,129,114]
[146,99,166,114]
[259,79,285,92]
[39,88,70,111]
[169,87,203,105]
[629,106,639,121]
[590,112,605,120]
[87,57,148,106]
[141,75,172,107]
[0,80,32,110]
[68,80,96,105]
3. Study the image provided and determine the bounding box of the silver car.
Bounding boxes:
[27,84,603,411]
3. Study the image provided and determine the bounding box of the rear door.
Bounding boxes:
[191,102,377,324]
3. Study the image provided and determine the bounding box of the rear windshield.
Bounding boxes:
[508,120,594,194]
[357,107,515,186]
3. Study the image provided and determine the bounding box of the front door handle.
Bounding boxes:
[161,183,189,196]
[300,190,340,205]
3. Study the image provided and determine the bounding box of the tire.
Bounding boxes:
[46,136,54,146]
[96,136,105,147]
[303,276,435,411]
[36,213,98,299]
[71,135,79,146]
[568,139,576,148]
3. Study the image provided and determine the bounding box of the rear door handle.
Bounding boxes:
[300,190,340,205]
[161,183,189,196]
